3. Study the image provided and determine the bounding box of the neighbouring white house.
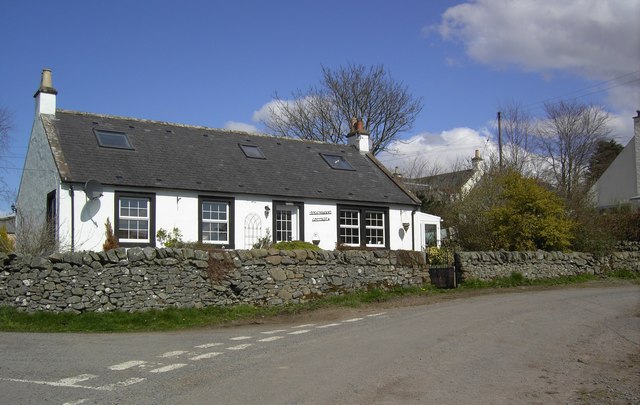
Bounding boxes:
[17,69,441,252]
[404,150,485,203]
[590,112,640,209]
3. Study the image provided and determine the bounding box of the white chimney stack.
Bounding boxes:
[347,118,370,153]
[34,68,57,116]
[471,149,483,171]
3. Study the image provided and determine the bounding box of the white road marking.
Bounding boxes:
[227,343,253,350]
[0,376,145,391]
[230,336,252,341]
[316,323,341,329]
[63,399,89,405]
[189,352,223,360]
[195,342,223,348]
[159,350,189,358]
[288,329,310,335]
[343,317,364,322]
[258,336,284,342]
[292,323,316,328]
[150,363,188,373]
[95,377,146,391]
[261,329,287,334]
[56,375,98,385]
[367,312,387,317]
[108,360,146,371]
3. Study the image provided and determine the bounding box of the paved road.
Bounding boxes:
[1,285,638,404]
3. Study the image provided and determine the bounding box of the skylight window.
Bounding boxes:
[239,144,265,159]
[320,153,354,170]
[94,130,133,150]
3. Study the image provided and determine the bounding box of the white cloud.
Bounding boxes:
[433,0,640,110]
[251,99,281,123]
[223,121,258,133]
[378,127,495,175]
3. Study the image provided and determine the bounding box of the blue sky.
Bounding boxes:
[1,0,639,214]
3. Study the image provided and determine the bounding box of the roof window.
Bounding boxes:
[94,130,133,150]
[320,153,354,170]
[239,144,265,159]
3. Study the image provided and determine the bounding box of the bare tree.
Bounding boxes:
[496,101,535,173]
[261,64,423,155]
[536,101,611,200]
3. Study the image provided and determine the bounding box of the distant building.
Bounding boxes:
[406,150,485,202]
[590,112,640,209]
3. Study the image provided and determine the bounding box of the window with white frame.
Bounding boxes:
[115,192,155,246]
[199,197,234,247]
[338,206,388,248]
[339,209,360,246]
[365,211,385,247]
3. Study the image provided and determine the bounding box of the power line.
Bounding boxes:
[521,70,640,112]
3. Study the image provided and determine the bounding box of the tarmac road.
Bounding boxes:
[0,284,638,404]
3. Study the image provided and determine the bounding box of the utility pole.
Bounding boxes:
[497,111,503,170]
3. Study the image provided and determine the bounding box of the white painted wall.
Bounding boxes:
[413,212,442,250]
[591,117,640,208]
[59,188,423,252]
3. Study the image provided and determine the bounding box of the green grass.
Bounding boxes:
[458,271,605,289]
[0,272,635,333]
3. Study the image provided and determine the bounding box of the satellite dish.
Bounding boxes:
[84,179,103,200]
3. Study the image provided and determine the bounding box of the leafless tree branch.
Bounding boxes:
[261,64,423,155]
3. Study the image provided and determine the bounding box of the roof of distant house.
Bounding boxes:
[0,214,16,234]
[410,169,476,193]
[43,110,419,206]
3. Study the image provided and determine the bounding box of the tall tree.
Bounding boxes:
[586,139,624,184]
[536,100,611,200]
[496,101,535,174]
[261,64,423,155]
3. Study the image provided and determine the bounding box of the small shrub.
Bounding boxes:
[0,225,14,253]
[272,240,320,251]
[103,218,118,251]
[156,227,183,248]
[252,229,272,249]
[425,246,452,265]
[14,214,59,256]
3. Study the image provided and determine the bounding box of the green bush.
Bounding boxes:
[272,240,321,251]
[425,246,451,265]
[0,225,14,253]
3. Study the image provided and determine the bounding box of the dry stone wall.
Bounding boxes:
[456,250,640,281]
[0,247,428,313]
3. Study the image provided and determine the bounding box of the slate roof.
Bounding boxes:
[44,110,419,206]
[410,169,476,193]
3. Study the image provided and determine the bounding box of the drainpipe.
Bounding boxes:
[69,185,75,252]
[411,209,417,251]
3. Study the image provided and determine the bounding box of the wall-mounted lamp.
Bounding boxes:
[312,232,320,246]
[402,222,410,231]
[264,205,271,218]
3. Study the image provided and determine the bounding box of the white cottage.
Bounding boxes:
[590,112,640,209]
[17,69,441,252]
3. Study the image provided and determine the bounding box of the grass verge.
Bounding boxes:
[0,273,636,333]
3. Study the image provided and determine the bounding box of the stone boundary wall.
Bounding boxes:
[0,247,428,313]
[455,250,640,282]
